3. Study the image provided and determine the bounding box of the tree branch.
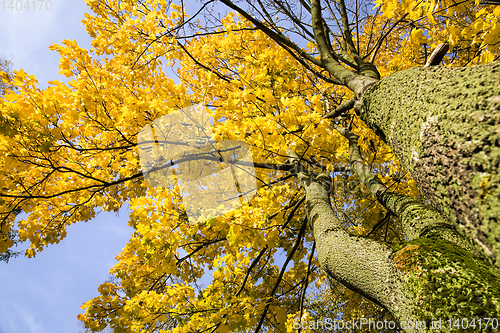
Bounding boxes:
[336,127,478,254]
[424,43,449,67]
[219,0,323,68]
[254,217,308,333]
[322,98,355,119]
[310,0,379,96]
[299,167,401,314]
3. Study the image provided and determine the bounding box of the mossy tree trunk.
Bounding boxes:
[296,127,500,331]
[360,61,500,269]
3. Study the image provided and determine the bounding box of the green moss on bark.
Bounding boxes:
[394,237,500,331]
[361,62,500,269]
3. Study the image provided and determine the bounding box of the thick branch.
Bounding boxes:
[337,127,478,254]
[283,146,402,313]
[310,0,350,75]
[424,43,449,67]
[310,0,379,96]
[299,170,403,314]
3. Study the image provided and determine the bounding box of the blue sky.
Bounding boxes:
[0,1,135,332]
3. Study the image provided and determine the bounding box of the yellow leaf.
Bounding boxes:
[483,24,500,45]
[410,29,427,48]
[383,0,398,18]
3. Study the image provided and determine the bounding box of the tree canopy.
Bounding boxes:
[1,0,500,331]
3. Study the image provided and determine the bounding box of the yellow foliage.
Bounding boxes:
[0,0,497,331]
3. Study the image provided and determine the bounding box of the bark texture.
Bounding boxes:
[299,172,413,322]
[302,170,500,332]
[393,237,500,331]
[339,128,500,331]
[338,128,476,253]
[291,127,500,330]
[360,61,500,269]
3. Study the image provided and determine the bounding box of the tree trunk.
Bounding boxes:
[302,173,500,331]
[360,61,500,269]
[298,124,500,331]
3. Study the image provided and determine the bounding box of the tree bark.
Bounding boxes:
[297,170,414,323]
[337,127,477,253]
[301,131,500,331]
[360,61,500,269]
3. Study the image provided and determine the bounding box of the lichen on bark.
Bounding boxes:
[330,125,500,331]
[361,62,500,269]
[394,237,500,330]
